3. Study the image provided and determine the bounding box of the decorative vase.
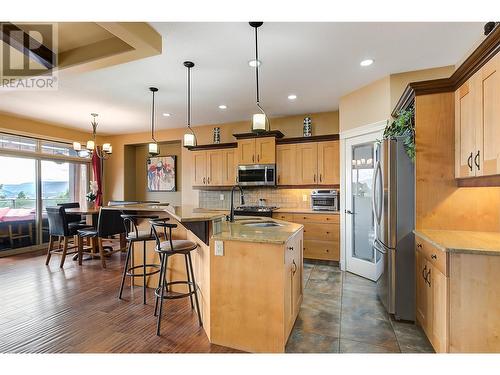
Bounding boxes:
[213,127,221,144]
[303,116,312,137]
[87,201,95,209]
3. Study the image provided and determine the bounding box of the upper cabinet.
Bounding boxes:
[284,140,339,186]
[192,148,236,187]
[455,52,500,179]
[237,137,276,165]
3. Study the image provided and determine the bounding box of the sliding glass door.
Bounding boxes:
[0,133,90,253]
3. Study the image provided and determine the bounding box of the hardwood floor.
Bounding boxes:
[0,249,236,353]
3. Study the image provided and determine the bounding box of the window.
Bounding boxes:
[0,132,90,252]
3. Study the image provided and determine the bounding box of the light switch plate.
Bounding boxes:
[220,194,224,201]
[215,240,224,256]
[302,194,308,202]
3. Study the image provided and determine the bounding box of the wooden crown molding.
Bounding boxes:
[186,142,237,151]
[276,134,339,144]
[233,130,285,140]
[392,23,500,115]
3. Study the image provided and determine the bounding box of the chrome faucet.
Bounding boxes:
[228,185,245,222]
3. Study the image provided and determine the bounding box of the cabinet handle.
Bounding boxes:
[474,150,480,170]
[467,152,473,171]
[431,254,437,260]
[207,177,210,184]
[257,154,260,162]
[203,177,206,184]
[319,174,322,182]
[287,246,294,251]
[427,268,431,286]
[417,243,422,249]
[422,265,427,281]
[252,155,255,163]
[313,174,316,182]
[292,260,297,274]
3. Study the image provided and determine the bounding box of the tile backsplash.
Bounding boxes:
[199,188,316,210]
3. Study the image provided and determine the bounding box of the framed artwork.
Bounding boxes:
[147,155,176,192]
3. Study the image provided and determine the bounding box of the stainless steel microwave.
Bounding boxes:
[237,164,276,186]
[311,189,339,211]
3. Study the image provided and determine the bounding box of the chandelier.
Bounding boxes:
[73,113,112,159]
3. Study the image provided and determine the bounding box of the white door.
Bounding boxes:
[344,132,384,281]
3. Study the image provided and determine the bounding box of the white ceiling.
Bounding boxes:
[0,22,483,135]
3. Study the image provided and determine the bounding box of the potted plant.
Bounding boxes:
[86,181,98,208]
[383,107,415,161]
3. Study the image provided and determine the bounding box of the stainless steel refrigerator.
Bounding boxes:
[372,137,415,321]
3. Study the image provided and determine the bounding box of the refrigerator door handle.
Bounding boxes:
[372,160,383,225]
[374,238,388,254]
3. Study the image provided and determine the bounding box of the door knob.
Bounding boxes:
[346,210,354,215]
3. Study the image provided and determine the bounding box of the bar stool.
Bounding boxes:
[118,214,161,304]
[150,218,202,336]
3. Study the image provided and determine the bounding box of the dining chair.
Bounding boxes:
[76,208,126,268]
[46,207,80,268]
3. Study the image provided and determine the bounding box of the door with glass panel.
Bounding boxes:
[344,132,383,281]
[0,133,89,253]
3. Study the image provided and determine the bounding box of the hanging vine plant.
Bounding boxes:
[383,106,415,161]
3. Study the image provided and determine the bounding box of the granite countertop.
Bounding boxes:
[103,203,226,223]
[414,229,500,256]
[212,217,304,244]
[274,208,340,214]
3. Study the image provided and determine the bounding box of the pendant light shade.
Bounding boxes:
[249,22,269,133]
[183,61,197,148]
[148,87,160,157]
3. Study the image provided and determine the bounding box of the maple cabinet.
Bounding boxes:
[192,148,236,187]
[284,230,303,337]
[237,137,275,165]
[276,144,296,185]
[455,51,500,178]
[278,140,339,186]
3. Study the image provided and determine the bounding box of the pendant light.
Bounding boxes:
[249,22,269,133]
[148,87,160,157]
[183,61,197,148]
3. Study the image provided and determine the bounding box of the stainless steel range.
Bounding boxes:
[233,205,279,218]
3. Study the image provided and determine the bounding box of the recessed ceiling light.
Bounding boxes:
[288,94,297,100]
[248,59,262,68]
[218,105,227,110]
[162,113,171,117]
[360,59,374,67]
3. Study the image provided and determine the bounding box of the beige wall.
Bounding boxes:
[339,76,391,132]
[102,111,339,205]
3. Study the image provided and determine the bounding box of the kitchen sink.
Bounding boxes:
[241,221,283,228]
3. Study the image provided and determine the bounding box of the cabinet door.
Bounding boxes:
[192,151,207,186]
[206,150,223,186]
[429,266,448,353]
[276,144,296,185]
[478,53,500,176]
[284,238,295,336]
[291,233,303,319]
[416,250,432,333]
[255,137,276,164]
[318,141,339,185]
[237,139,256,165]
[222,149,236,186]
[296,143,318,184]
[455,80,477,178]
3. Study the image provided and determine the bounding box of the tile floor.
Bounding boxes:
[286,261,434,353]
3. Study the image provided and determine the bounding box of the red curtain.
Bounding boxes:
[92,148,103,206]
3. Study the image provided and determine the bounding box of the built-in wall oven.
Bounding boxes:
[237,164,276,186]
[311,189,339,211]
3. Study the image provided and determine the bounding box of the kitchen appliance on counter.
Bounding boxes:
[237,164,276,186]
[311,190,339,211]
[372,137,415,321]
[233,205,278,218]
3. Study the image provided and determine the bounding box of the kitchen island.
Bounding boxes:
[103,203,304,353]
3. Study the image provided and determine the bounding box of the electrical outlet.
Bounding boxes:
[219,194,224,201]
[215,240,224,256]
[302,194,308,202]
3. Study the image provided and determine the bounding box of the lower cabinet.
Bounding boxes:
[273,212,340,261]
[415,244,448,353]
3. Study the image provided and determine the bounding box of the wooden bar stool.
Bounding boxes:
[150,218,202,336]
[118,214,161,304]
